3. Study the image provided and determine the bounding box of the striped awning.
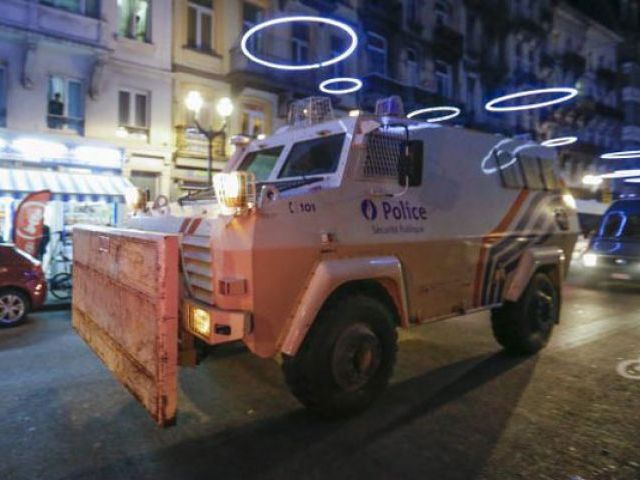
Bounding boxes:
[0,168,134,202]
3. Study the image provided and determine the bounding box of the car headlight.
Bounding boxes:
[583,252,598,267]
[213,172,256,215]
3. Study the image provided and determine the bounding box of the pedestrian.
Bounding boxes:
[47,93,64,128]
[37,224,50,260]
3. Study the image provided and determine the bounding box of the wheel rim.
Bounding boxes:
[0,294,26,324]
[532,283,556,333]
[331,323,382,392]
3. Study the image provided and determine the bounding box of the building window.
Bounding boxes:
[406,0,418,24]
[187,0,213,52]
[291,24,310,64]
[466,74,477,109]
[0,67,6,128]
[406,48,418,85]
[118,0,151,42]
[435,0,452,27]
[243,2,264,52]
[40,0,100,17]
[331,36,346,77]
[130,171,160,201]
[367,32,387,76]
[465,15,475,41]
[118,89,149,138]
[47,76,84,135]
[435,61,452,98]
[243,2,263,31]
[241,103,266,138]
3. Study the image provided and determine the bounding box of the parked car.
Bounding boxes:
[582,200,640,284]
[0,243,47,327]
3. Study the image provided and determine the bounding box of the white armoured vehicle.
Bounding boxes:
[72,97,578,425]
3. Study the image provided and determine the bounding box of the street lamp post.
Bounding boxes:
[184,91,234,188]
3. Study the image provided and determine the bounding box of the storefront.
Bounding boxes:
[0,130,133,278]
[0,168,132,275]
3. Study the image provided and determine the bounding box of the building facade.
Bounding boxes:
[0,0,174,247]
[1,0,639,211]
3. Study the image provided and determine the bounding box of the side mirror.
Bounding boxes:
[398,140,423,187]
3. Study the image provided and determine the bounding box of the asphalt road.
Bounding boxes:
[1,271,640,480]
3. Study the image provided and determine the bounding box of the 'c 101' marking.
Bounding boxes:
[289,201,317,214]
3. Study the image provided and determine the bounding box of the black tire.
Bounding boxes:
[50,272,72,300]
[491,272,559,355]
[0,288,31,327]
[282,293,398,418]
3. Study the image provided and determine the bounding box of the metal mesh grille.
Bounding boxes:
[288,97,334,127]
[363,130,404,178]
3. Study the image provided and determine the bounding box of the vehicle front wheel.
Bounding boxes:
[491,272,559,355]
[282,294,398,418]
[0,289,30,327]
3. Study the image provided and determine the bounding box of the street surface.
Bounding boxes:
[1,270,639,480]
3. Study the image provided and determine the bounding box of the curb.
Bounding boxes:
[41,302,71,312]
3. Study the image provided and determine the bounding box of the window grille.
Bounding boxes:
[363,129,403,178]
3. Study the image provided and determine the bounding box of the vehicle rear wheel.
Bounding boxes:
[491,272,559,355]
[0,289,30,327]
[282,294,397,418]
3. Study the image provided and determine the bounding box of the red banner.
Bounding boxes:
[13,190,51,257]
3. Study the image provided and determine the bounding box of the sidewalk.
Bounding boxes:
[41,292,71,311]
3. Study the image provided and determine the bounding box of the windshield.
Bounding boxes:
[238,146,284,182]
[278,133,345,178]
[599,212,640,240]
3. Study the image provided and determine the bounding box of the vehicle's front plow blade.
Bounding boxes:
[72,225,180,427]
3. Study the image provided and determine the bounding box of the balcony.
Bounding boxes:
[1,0,106,49]
[561,52,587,76]
[432,25,464,62]
[228,41,320,97]
[47,115,84,135]
[175,126,224,159]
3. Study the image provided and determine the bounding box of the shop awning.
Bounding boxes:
[0,168,134,202]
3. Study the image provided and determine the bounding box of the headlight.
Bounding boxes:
[191,307,211,337]
[562,193,577,210]
[213,172,256,215]
[583,252,598,267]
